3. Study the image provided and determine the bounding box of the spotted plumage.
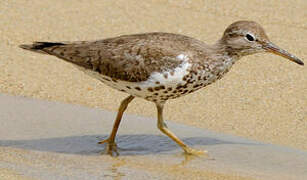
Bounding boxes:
[19,33,236,103]
[20,21,304,156]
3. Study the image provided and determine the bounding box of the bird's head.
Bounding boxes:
[220,21,304,66]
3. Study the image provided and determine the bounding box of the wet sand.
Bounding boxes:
[0,0,306,179]
[1,94,306,179]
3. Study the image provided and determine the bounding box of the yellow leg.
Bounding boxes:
[156,103,207,155]
[98,95,134,156]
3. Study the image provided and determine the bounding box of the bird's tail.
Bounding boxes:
[19,42,65,54]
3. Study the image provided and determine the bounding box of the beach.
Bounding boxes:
[0,0,306,179]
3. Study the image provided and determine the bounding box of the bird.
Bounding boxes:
[20,21,304,156]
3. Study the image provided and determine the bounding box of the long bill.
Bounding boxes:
[263,42,304,66]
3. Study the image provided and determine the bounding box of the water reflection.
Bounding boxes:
[103,159,126,180]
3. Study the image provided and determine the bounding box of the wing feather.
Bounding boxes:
[20,33,206,82]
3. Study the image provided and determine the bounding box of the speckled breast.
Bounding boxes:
[77,52,235,103]
[94,63,225,104]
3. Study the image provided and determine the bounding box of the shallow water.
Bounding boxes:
[0,94,306,179]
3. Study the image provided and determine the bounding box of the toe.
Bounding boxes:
[184,147,208,156]
[98,139,109,144]
[101,142,119,156]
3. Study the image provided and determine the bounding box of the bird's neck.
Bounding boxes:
[216,39,240,56]
[209,40,241,64]
[195,40,241,78]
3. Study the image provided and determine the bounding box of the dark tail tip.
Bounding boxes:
[19,42,66,54]
[33,42,65,49]
[19,42,65,50]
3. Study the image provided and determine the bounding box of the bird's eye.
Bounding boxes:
[245,34,255,42]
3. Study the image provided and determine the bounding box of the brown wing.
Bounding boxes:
[20,33,206,82]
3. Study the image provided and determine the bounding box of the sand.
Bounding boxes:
[1,94,306,179]
[0,0,306,179]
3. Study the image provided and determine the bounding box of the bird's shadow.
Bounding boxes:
[0,134,254,156]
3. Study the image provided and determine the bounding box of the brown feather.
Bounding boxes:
[20,33,214,82]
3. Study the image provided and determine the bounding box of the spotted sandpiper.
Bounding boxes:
[20,21,304,156]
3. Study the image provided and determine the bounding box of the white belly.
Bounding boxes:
[75,55,231,103]
[91,63,218,103]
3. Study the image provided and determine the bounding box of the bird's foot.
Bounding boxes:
[183,146,208,156]
[98,138,119,156]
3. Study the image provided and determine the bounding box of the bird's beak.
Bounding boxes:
[263,42,304,66]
